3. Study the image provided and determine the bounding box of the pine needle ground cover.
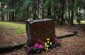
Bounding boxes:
[0,21,27,49]
[0,25,85,55]
[0,21,25,34]
[74,20,85,24]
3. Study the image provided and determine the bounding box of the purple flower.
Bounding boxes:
[27,47,32,53]
[40,42,45,45]
[55,38,61,44]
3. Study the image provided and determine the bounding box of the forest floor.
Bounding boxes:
[0,24,85,55]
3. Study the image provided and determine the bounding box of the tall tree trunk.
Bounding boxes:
[70,0,75,26]
[42,0,44,19]
[26,6,29,20]
[8,12,15,21]
[53,9,56,20]
[71,9,74,26]
[60,0,65,25]
[1,2,5,21]
[38,0,44,19]
[37,0,45,19]
[53,6,56,22]
[68,11,71,23]
[33,0,37,20]
[68,0,71,24]
[47,3,51,19]
[37,0,39,19]
[8,0,16,21]
[33,9,37,20]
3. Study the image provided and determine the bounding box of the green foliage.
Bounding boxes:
[15,0,32,20]
[2,9,15,15]
[0,0,10,3]
[0,0,85,24]
[19,0,31,11]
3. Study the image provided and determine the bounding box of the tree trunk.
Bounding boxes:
[26,7,29,20]
[70,0,75,26]
[8,0,16,21]
[1,2,5,21]
[38,0,44,19]
[54,9,56,20]
[8,12,15,21]
[68,11,71,23]
[47,4,51,19]
[37,0,39,19]
[53,6,56,22]
[60,0,65,25]
[68,0,71,24]
[32,0,37,20]
[42,0,44,19]
[71,9,74,26]
[33,10,37,20]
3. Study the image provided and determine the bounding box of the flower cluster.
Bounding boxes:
[45,38,52,51]
[27,37,61,54]
[27,43,45,54]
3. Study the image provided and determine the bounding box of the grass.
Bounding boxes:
[74,20,85,24]
[81,20,85,24]
[0,21,26,34]
[0,20,84,34]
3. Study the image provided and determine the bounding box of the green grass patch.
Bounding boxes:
[74,20,85,24]
[0,21,26,34]
[81,20,85,24]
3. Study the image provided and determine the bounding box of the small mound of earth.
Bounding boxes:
[0,26,27,48]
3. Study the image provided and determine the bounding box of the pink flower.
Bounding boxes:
[34,43,39,48]
[39,44,44,49]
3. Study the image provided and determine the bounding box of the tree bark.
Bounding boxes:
[70,0,75,26]
[42,0,44,19]
[60,0,65,25]
[47,3,51,19]
[38,0,44,19]
[8,0,16,21]
[1,2,5,21]
[32,1,37,20]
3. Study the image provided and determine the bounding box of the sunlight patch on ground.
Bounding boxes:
[74,20,85,24]
[81,20,85,24]
[0,21,25,34]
